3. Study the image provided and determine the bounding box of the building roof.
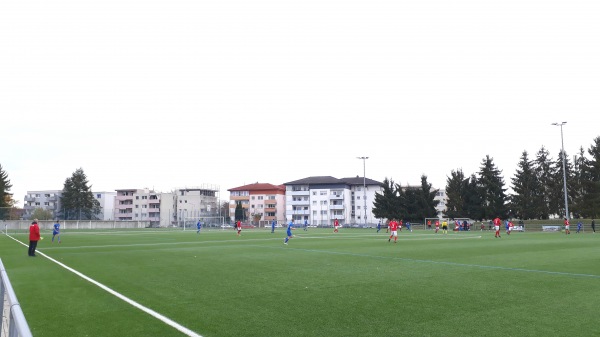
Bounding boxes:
[284,176,382,186]
[228,183,286,193]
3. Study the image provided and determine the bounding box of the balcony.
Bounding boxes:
[329,204,344,210]
[291,210,310,215]
[289,190,309,196]
[329,194,343,200]
[288,200,309,206]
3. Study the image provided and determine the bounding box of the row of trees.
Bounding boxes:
[372,136,600,222]
[2,135,599,222]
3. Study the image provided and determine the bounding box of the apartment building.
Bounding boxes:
[283,176,384,226]
[173,185,220,226]
[114,188,161,223]
[227,183,286,224]
[24,190,116,220]
[23,190,62,219]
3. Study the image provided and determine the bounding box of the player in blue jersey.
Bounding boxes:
[577,221,582,233]
[377,220,381,233]
[271,219,276,233]
[304,219,308,231]
[196,220,202,234]
[52,220,61,243]
[284,220,294,245]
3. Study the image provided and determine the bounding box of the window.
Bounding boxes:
[320,191,327,195]
[136,196,139,200]
[313,191,317,195]
[251,196,255,200]
[44,202,49,206]
[96,194,102,198]
[258,196,263,200]
[44,194,50,197]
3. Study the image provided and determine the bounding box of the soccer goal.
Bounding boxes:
[183,216,225,230]
[424,218,449,230]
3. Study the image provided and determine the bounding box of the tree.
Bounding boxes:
[0,164,14,220]
[59,168,101,220]
[579,136,600,218]
[234,201,244,221]
[444,169,467,219]
[571,146,588,217]
[372,177,398,222]
[416,175,439,220]
[533,146,554,219]
[550,149,574,218]
[464,174,483,220]
[510,151,542,220]
[477,155,508,220]
[31,208,53,220]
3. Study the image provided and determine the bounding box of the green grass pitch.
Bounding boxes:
[2,227,600,337]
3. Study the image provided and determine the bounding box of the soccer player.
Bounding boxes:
[405,221,412,232]
[442,220,448,235]
[577,221,582,233]
[388,219,399,243]
[271,219,276,233]
[427,220,432,230]
[52,220,61,243]
[304,219,308,231]
[435,220,440,233]
[493,217,501,238]
[377,220,381,233]
[564,218,570,235]
[334,218,339,233]
[284,220,294,244]
[507,221,513,235]
[196,220,202,234]
[236,220,242,236]
[592,219,596,233]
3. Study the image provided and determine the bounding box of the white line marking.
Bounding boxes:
[6,235,202,337]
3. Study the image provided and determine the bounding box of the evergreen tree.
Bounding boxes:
[235,201,243,221]
[570,146,588,218]
[444,169,467,219]
[579,136,600,218]
[59,168,101,220]
[0,164,13,219]
[416,175,439,221]
[550,150,574,218]
[464,174,484,220]
[533,146,554,219]
[372,178,398,221]
[510,151,541,220]
[477,155,508,220]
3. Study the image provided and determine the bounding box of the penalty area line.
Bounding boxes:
[6,234,203,337]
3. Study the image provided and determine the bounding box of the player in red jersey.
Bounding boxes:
[507,221,514,235]
[435,220,440,233]
[493,217,501,238]
[564,218,570,235]
[333,218,340,233]
[388,219,399,243]
[236,220,242,236]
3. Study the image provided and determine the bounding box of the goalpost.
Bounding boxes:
[183,216,225,230]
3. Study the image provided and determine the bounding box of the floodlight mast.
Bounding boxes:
[552,122,569,221]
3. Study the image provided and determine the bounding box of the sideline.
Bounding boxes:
[5,234,203,337]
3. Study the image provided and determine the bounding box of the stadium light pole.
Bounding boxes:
[552,122,569,221]
[357,157,369,226]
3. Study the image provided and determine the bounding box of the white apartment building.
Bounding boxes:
[24,190,116,220]
[284,176,383,226]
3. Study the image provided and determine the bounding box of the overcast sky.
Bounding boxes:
[1,0,599,207]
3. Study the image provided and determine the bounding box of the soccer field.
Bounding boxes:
[2,228,600,337]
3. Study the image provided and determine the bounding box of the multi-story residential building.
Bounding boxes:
[23,190,62,219]
[93,191,116,220]
[114,188,163,225]
[283,176,384,226]
[24,190,116,220]
[173,185,220,226]
[227,183,286,225]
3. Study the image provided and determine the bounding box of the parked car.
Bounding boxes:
[241,224,256,229]
[220,224,233,229]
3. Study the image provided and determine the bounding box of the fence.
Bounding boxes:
[1,220,150,233]
[1,259,33,337]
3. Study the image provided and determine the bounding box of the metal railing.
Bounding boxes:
[1,259,33,337]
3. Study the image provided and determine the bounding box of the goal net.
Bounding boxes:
[183,217,225,230]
